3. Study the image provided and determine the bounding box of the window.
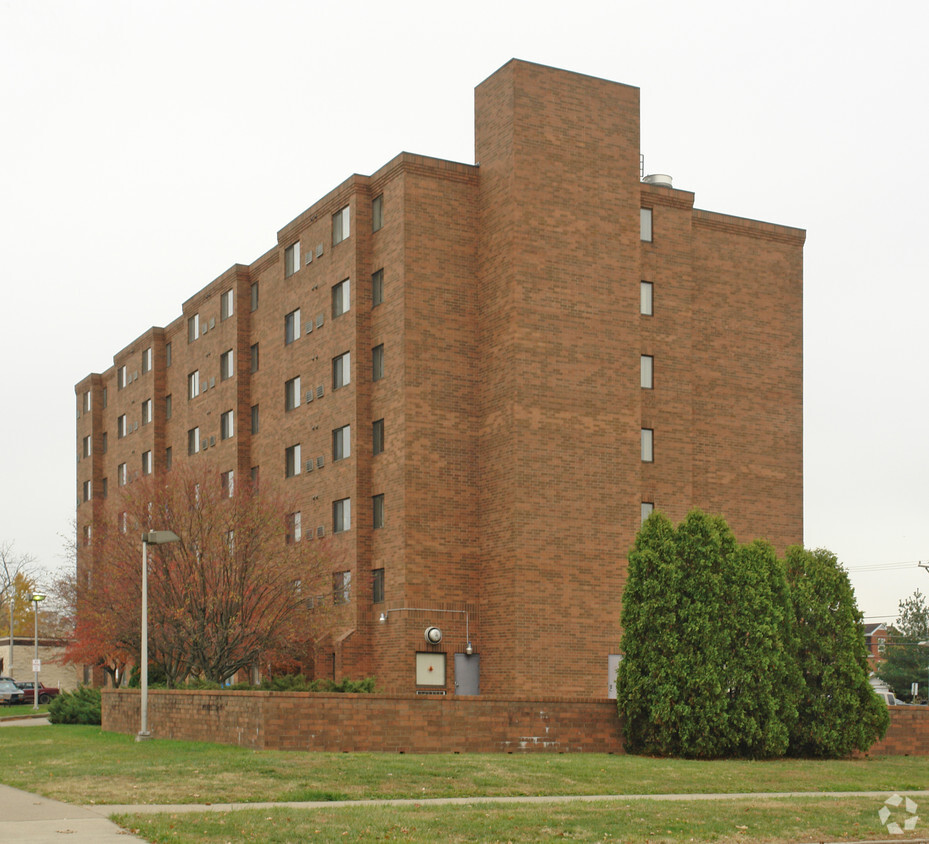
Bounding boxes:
[333,424,351,461]
[102,387,108,408]
[641,355,654,389]
[251,465,259,486]
[101,432,108,454]
[117,365,127,390]
[286,511,302,544]
[372,344,384,381]
[372,568,385,603]
[333,498,351,533]
[221,469,234,498]
[250,343,259,373]
[332,205,350,245]
[220,349,234,381]
[640,208,653,242]
[165,341,172,368]
[165,394,172,420]
[82,390,91,413]
[101,477,108,498]
[285,376,301,412]
[333,570,351,604]
[220,288,234,320]
[285,444,301,478]
[142,450,152,476]
[188,427,200,455]
[371,268,384,307]
[188,370,200,400]
[118,462,127,486]
[142,347,152,373]
[251,404,259,435]
[82,480,92,502]
[82,525,92,546]
[641,502,654,523]
[640,281,654,316]
[373,418,385,455]
[188,313,200,342]
[117,414,127,439]
[372,195,383,232]
[221,409,234,440]
[118,511,128,534]
[284,241,300,278]
[285,308,301,345]
[82,435,91,458]
[372,493,385,529]
[165,447,172,470]
[141,398,152,425]
[641,428,654,463]
[332,278,350,318]
[333,351,351,389]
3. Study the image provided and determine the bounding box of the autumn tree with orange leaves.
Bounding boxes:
[67,465,330,686]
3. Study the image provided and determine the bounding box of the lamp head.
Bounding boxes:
[31,593,46,603]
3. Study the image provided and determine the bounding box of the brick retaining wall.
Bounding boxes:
[103,691,929,755]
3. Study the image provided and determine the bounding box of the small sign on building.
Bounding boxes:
[32,659,41,673]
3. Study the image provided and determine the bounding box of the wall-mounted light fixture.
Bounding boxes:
[379,606,473,655]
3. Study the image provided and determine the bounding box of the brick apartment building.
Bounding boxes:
[75,59,805,698]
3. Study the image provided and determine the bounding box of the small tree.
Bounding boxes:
[877,589,929,702]
[785,547,888,756]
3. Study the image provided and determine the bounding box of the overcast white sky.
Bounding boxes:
[1,0,927,625]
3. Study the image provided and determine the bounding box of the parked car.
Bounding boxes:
[0,679,24,705]
[15,681,61,705]
[877,690,908,705]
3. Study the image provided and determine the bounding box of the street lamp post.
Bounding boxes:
[138,530,180,741]
[31,593,46,711]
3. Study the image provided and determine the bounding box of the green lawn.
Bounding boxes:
[0,703,49,717]
[0,725,926,842]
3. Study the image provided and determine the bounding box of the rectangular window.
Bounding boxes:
[165,394,172,420]
[285,443,301,478]
[141,450,152,476]
[82,480,92,502]
[251,465,259,486]
[117,414,127,439]
[372,195,383,232]
[287,511,302,544]
[101,432,108,454]
[188,427,200,455]
[372,344,384,382]
[333,570,351,604]
[220,349,234,381]
[101,477,108,498]
[82,524,92,546]
[284,241,301,278]
[141,398,153,425]
[102,386,108,408]
[641,502,655,523]
[333,351,351,389]
[165,342,172,368]
[117,365,127,390]
[142,347,152,373]
[284,376,301,411]
[373,418,384,455]
[285,308,301,345]
[372,493,385,529]
[333,498,351,534]
[118,463,127,486]
[221,409,234,440]
[188,370,200,400]
[188,314,200,342]
[371,268,384,307]
[250,282,259,312]
[220,288,234,320]
[372,568,385,604]
[250,343,259,373]
[82,435,91,458]
[641,355,654,389]
[82,390,91,413]
[640,208,653,242]
[165,447,172,470]
[221,469,234,498]
[333,424,351,461]
[640,281,654,316]
[332,278,350,318]
[332,205,350,245]
[251,404,259,435]
[641,428,654,463]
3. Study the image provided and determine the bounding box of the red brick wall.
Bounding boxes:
[103,689,624,753]
[863,706,929,756]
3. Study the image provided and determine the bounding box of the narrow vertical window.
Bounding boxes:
[220,289,234,320]
[640,355,654,389]
[285,308,301,345]
[117,365,127,390]
[117,414,127,439]
[220,409,234,440]
[640,281,654,316]
[188,427,200,455]
[372,344,384,382]
[141,347,152,373]
[284,241,301,278]
[220,349,234,381]
[285,444,301,478]
[188,314,200,342]
[641,428,654,463]
[82,390,91,412]
[372,419,385,455]
[250,282,259,312]
[372,493,385,529]
[165,447,172,470]
[141,451,152,476]
[333,424,351,461]
[332,205,350,245]
[141,398,153,425]
[641,502,654,523]
[118,463,127,486]
[251,404,259,434]
[372,568,385,603]
[372,195,383,232]
[333,352,351,389]
[165,394,172,420]
[333,498,351,533]
[188,370,200,400]
[250,343,259,373]
[82,435,91,458]
[165,342,172,368]
[82,480,92,502]
[371,268,384,307]
[640,208,653,242]
[285,376,301,411]
[221,470,235,498]
[332,278,350,318]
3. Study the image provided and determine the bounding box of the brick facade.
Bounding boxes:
[76,60,805,698]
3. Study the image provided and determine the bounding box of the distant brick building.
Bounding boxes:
[75,60,804,698]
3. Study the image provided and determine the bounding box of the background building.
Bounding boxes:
[75,59,804,698]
